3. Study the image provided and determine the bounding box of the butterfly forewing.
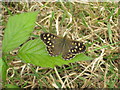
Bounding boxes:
[40,33,63,56]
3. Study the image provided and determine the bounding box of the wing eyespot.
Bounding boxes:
[78,43,81,46]
[74,49,77,52]
[48,43,52,46]
[75,46,78,48]
[71,49,74,52]
[47,34,50,37]
[48,38,51,40]
[47,41,50,43]
[52,45,54,47]
[69,50,71,52]
[43,34,46,37]
[43,37,47,40]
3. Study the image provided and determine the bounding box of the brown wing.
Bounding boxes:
[62,52,76,60]
[62,38,86,60]
[40,33,63,56]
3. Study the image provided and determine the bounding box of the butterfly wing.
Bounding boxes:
[62,39,86,60]
[40,33,63,56]
[62,52,76,60]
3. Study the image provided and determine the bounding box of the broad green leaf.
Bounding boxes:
[18,39,93,68]
[2,12,38,53]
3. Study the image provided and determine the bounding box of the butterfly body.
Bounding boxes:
[40,33,86,60]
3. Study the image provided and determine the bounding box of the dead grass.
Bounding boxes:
[1,1,119,88]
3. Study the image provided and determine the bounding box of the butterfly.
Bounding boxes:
[40,32,86,60]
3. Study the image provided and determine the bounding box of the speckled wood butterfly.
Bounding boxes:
[40,33,86,60]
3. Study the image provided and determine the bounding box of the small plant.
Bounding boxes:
[1,12,92,87]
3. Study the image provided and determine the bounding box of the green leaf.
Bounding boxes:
[5,84,20,88]
[2,12,38,54]
[18,39,93,68]
[0,58,8,82]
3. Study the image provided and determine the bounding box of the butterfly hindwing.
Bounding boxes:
[62,52,76,60]
[40,33,63,56]
[70,41,86,54]
[62,39,86,60]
